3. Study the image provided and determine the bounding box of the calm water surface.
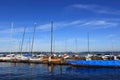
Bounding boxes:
[0,62,120,80]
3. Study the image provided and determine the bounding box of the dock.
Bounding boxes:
[1,53,120,68]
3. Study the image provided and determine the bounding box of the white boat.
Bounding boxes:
[29,57,43,62]
[1,54,15,61]
[15,54,29,61]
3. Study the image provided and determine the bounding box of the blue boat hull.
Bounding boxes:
[66,60,120,67]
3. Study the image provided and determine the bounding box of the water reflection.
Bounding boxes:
[1,62,120,80]
[60,65,62,75]
[48,64,54,73]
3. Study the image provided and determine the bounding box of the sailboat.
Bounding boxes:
[15,27,30,62]
[29,23,43,62]
[41,21,61,63]
[49,21,61,62]
[66,33,120,68]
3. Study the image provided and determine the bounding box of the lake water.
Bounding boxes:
[0,62,120,80]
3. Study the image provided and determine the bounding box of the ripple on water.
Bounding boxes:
[0,62,120,80]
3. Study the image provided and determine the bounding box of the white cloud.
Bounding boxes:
[0,27,33,35]
[81,20,118,29]
[36,20,83,31]
[70,4,120,15]
[36,19,119,31]
[0,19,119,35]
[37,23,51,30]
[37,21,73,31]
[71,4,97,10]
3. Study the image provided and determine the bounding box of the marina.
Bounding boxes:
[0,19,119,68]
[0,0,120,80]
[1,52,120,68]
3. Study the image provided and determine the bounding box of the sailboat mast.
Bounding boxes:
[29,37,31,53]
[53,38,55,53]
[31,23,36,55]
[10,22,14,55]
[87,32,90,54]
[51,21,53,55]
[20,27,26,55]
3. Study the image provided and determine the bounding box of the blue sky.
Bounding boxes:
[0,0,120,52]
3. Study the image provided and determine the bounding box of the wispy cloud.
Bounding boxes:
[0,18,119,35]
[0,26,35,35]
[37,21,84,31]
[81,20,118,29]
[0,27,23,34]
[37,19,119,31]
[70,4,120,15]
[0,19,119,37]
